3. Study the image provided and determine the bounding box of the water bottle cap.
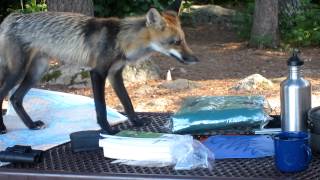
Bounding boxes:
[287,49,304,66]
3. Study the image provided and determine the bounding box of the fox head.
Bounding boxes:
[145,8,199,65]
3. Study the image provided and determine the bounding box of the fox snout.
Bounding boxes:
[181,54,199,65]
[168,49,199,65]
[169,52,199,65]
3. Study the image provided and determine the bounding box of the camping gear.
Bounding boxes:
[1,88,127,152]
[280,49,311,132]
[254,115,281,135]
[274,131,312,172]
[203,135,274,159]
[308,107,320,153]
[253,128,281,135]
[70,130,101,152]
[99,131,215,170]
[171,96,271,134]
[0,145,43,163]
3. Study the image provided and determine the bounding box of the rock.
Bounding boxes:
[232,74,273,91]
[159,79,200,90]
[181,5,236,25]
[45,66,92,89]
[44,58,161,88]
[179,67,187,74]
[122,60,161,83]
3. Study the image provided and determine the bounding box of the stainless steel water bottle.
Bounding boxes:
[280,49,311,132]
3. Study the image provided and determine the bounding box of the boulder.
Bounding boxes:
[44,59,161,88]
[160,79,200,90]
[232,74,273,91]
[122,60,161,83]
[181,5,236,25]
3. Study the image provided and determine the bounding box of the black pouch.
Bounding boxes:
[0,145,43,163]
[70,130,101,153]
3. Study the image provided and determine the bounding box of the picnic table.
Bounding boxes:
[0,112,319,180]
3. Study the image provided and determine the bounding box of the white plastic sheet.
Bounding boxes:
[0,88,127,152]
[99,133,215,170]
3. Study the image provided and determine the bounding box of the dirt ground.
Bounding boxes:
[38,23,320,115]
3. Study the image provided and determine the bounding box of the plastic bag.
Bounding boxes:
[170,96,272,134]
[99,132,214,170]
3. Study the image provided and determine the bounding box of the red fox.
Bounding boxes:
[0,3,198,134]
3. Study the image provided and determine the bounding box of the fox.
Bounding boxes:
[0,3,198,134]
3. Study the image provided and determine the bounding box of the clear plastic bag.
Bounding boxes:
[170,96,272,134]
[99,133,214,170]
[174,139,214,170]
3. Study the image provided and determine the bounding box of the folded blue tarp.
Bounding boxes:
[203,135,274,159]
[171,96,271,134]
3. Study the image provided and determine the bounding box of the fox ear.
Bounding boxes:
[146,8,164,29]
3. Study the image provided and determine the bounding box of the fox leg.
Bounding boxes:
[108,66,150,127]
[10,52,48,130]
[0,98,5,134]
[0,40,28,134]
[0,76,5,133]
[90,70,120,134]
[0,70,25,134]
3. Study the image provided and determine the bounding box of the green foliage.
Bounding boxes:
[233,0,320,47]
[6,0,47,14]
[80,71,90,79]
[22,0,47,13]
[280,0,320,46]
[93,0,175,17]
[42,70,62,82]
[232,1,254,39]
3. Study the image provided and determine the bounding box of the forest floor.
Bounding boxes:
[32,23,320,116]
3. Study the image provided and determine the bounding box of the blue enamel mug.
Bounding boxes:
[274,131,312,173]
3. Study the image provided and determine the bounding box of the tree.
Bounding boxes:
[249,0,279,48]
[279,0,301,17]
[279,0,301,27]
[47,0,94,16]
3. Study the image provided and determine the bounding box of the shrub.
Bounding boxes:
[280,0,320,46]
[233,0,320,47]
[22,0,47,13]
[232,1,254,39]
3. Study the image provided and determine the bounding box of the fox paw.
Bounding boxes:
[132,117,150,127]
[0,125,6,134]
[30,120,45,130]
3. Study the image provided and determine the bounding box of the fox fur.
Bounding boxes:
[0,7,198,134]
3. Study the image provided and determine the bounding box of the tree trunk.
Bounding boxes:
[279,0,302,27]
[250,0,279,48]
[279,0,301,17]
[47,0,94,16]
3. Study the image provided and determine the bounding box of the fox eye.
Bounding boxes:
[170,39,182,45]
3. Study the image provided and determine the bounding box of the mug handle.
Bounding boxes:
[304,144,312,163]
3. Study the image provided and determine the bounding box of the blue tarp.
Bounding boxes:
[203,135,274,159]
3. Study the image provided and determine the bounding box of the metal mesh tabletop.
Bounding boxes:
[1,112,320,180]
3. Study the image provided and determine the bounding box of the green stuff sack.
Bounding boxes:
[171,96,271,134]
